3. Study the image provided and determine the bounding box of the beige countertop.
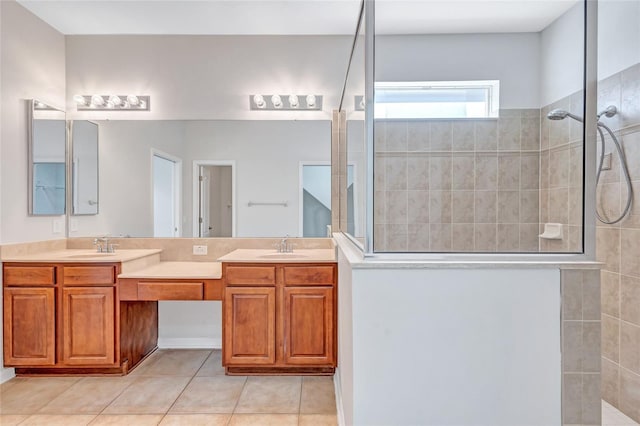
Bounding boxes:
[217,248,336,263]
[1,249,162,263]
[118,261,222,279]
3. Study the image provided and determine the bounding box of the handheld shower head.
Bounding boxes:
[547,109,584,122]
[597,105,617,119]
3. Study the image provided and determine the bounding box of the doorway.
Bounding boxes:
[193,161,235,237]
[152,151,181,237]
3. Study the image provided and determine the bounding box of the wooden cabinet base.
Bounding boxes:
[226,366,335,376]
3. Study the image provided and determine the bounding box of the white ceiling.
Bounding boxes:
[17,0,579,36]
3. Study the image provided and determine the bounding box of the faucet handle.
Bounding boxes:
[107,243,119,253]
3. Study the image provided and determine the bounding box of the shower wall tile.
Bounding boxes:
[375,157,386,191]
[519,224,539,251]
[429,155,452,190]
[602,314,620,362]
[601,271,620,318]
[597,227,621,273]
[601,357,619,407]
[407,121,430,151]
[498,154,521,190]
[385,224,408,251]
[569,91,585,143]
[621,275,640,326]
[451,191,474,223]
[429,190,452,224]
[385,121,408,151]
[386,191,408,224]
[429,224,452,251]
[452,121,475,151]
[623,131,640,181]
[430,121,452,151]
[568,187,583,226]
[620,322,640,374]
[521,153,540,190]
[475,154,498,190]
[621,228,640,277]
[549,188,569,224]
[385,156,408,190]
[549,147,570,189]
[620,368,640,422]
[475,121,498,150]
[520,190,539,223]
[407,223,429,251]
[598,72,622,132]
[452,224,474,251]
[569,145,583,188]
[407,157,429,190]
[407,190,429,224]
[474,224,497,252]
[451,154,474,190]
[498,117,521,150]
[521,116,541,151]
[497,191,519,223]
[474,191,497,223]
[497,224,519,251]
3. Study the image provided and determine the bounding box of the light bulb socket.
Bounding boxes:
[126,95,139,106]
[75,95,150,111]
[249,94,322,111]
[271,95,283,108]
[305,95,317,108]
[253,94,266,108]
[91,95,105,107]
[288,95,299,108]
[73,95,87,106]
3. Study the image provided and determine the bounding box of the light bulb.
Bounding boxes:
[106,101,115,109]
[108,95,122,107]
[306,94,316,108]
[288,95,299,108]
[271,95,283,109]
[127,95,139,106]
[139,99,147,109]
[91,95,105,106]
[73,95,87,106]
[253,94,265,108]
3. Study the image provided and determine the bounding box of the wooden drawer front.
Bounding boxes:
[283,266,335,286]
[225,266,276,286]
[4,266,56,286]
[63,266,116,286]
[138,282,204,301]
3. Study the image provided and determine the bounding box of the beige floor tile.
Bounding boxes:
[137,350,210,377]
[102,377,191,414]
[159,414,231,425]
[0,377,80,414]
[195,351,225,377]
[20,414,97,425]
[127,350,164,376]
[169,376,246,414]
[299,414,339,426]
[227,414,298,426]
[0,414,29,425]
[89,414,164,425]
[300,377,336,414]
[38,377,135,414]
[234,376,301,414]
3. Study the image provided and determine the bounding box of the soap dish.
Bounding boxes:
[539,223,563,240]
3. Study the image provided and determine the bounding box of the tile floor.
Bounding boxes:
[0,349,338,426]
[603,400,640,426]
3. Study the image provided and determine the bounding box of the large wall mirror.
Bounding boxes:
[68,119,331,238]
[29,99,66,216]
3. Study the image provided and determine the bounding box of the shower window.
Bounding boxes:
[375,80,499,119]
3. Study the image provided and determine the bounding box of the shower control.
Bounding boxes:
[602,152,612,171]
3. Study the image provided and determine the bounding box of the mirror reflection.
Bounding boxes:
[68,120,331,238]
[29,100,66,216]
[71,120,99,215]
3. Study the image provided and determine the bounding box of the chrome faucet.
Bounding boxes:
[278,235,293,253]
[93,236,118,253]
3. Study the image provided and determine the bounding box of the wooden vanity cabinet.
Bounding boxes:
[222,263,336,375]
[3,263,120,372]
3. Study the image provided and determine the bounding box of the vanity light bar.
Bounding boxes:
[249,94,322,111]
[74,95,150,111]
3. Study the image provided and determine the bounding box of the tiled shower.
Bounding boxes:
[372,62,640,423]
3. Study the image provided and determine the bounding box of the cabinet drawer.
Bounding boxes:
[4,266,56,286]
[283,266,335,286]
[226,266,276,286]
[138,282,204,300]
[63,266,116,285]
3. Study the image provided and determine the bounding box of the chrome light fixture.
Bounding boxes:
[249,94,322,111]
[74,94,151,111]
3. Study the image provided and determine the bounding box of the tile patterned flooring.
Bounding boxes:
[0,350,338,426]
[603,400,640,426]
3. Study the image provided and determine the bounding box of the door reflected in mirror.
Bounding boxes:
[71,120,99,215]
[29,100,66,216]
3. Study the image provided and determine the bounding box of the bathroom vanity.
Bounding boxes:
[218,249,337,375]
[2,247,336,376]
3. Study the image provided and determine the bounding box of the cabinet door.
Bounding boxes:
[3,287,55,366]
[283,287,334,366]
[61,287,115,365]
[224,287,275,365]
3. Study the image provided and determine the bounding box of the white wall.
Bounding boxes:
[376,33,541,109]
[65,35,352,121]
[0,0,66,243]
[598,0,640,79]
[336,241,562,426]
[0,0,66,383]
